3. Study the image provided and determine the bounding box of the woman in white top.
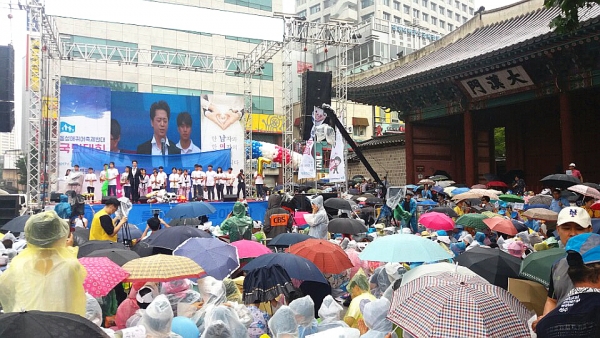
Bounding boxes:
[178,169,191,199]
[150,169,163,191]
[169,167,180,193]
[215,167,225,201]
[138,168,149,197]
[120,166,132,199]
[225,167,235,195]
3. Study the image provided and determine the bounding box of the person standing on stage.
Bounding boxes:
[129,160,142,203]
[89,198,127,242]
[150,169,163,192]
[179,169,191,199]
[138,168,149,197]
[215,167,225,201]
[191,164,205,200]
[106,162,119,197]
[157,166,168,190]
[67,164,84,194]
[205,165,217,201]
[84,167,97,202]
[169,167,180,193]
[225,167,235,195]
[254,170,265,201]
[120,166,132,199]
[237,169,246,200]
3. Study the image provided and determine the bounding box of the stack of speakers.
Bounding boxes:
[300,71,333,141]
[0,45,15,133]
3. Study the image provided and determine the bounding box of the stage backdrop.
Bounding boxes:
[111,92,201,154]
[59,85,111,193]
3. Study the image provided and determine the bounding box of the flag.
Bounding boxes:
[328,129,346,183]
[298,140,316,179]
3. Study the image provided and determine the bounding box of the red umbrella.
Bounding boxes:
[79,257,129,298]
[418,212,455,231]
[471,184,487,189]
[483,218,518,236]
[288,239,353,274]
[231,240,272,259]
[592,201,600,211]
[486,181,508,188]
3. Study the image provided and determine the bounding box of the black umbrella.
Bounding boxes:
[511,220,528,233]
[432,170,452,180]
[242,264,296,303]
[141,225,211,250]
[483,173,500,182]
[72,227,90,247]
[429,175,449,181]
[168,218,202,227]
[328,218,368,235]
[348,188,360,195]
[455,247,521,289]
[365,197,384,205]
[77,240,127,258]
[323,198,355,210]
[427,207,459,218]
[267,233,313,248]
[86,248,140,266]
[582,182,600,190]
[0,310,108,338]
[130,241,173,257]
[0,214,30,233]
[540,174,581,189]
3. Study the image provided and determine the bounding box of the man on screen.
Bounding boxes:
[176,112,200,154]
[136,101,181,155]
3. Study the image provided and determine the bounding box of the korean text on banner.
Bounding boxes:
[298,140,316,179]
[328,129,346,183]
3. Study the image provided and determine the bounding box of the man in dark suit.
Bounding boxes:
[129,160,143,203]
[136,100,181,155]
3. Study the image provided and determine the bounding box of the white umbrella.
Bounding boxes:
[436,180,455,188]
[522,208,559,221]
[568,184,600,200]
[401,262,479,287]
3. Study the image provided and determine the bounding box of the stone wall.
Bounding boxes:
[347,146,406,186]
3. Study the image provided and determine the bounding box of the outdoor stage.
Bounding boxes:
[82,201,269,230]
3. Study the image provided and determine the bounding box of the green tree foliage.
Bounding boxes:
[15,155,28,187]
[545,0,600,33]
[494,127,506,158]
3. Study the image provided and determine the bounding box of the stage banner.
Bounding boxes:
[298,140,316,179]
[201,94,245,177]
[111,91,201,155]
[71,145,231,173]
[328,129,346,183]
[59,85,111,192]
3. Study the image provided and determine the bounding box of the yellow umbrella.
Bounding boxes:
[122,254,205,282]
[481,211,503,218]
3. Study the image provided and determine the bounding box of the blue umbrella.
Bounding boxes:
[241,253,327,284]
[173,237,239,280]
[511,220,528,232]
[417,199,437,206]
[451,187,470,195]
[359,234,453,263]
[406,185,418,191]
[267,233,313,248]
[166,202,216,219]
[431,186,444,194]
[141,225,212,250]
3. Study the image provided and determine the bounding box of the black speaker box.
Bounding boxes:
[0,45,14,102]
[223,194,238,202]
[0,101,14,133]
[50,192,62,203]
[300,71,333,141]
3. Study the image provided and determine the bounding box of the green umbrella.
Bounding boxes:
[519,248,566,287]
[498,194,524,203]
[455,214,488,230]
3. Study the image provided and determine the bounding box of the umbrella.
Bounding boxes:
[429,175,448,181]
[365,197,383,205]
[242,265,296,303]
[117,224,143,242]
[507,278,548,316]
[452,192,486,202]
[483,217,518,236]
[400,262,478,287]
[173,237,239,280]
[481,211,502,218]
[498,194,524,203]
[79,257,129,298]
[230,239,272,259]
[484,173,500,181]
[568,184,600,199]
[141,225,212,250]
[389,273,531,338]
[327,218,368,235]
[0,310,109,338]
[168,218,202,227]
[511,220,528,232]
[72,227,90,247]
[455,246,521,289]
[522,208,558,221]
[431,186,444,194]
[418,179,435,185]
[582,182,600,190]
[418,212,455,231]
[165,201,216,219]
[85,248,140,266]
[416,199,437,206]
[405,184,418,191]
[241,253,327,284]
[451,187,470,195]
[443,186,457,196]
[592,201,600,211]
[359,234,453,263]
[267,233,313,248]
[0,214,30,232]
[122,254,205,282]
[486,181,508,188]
[77,240,127,258]
[528,194,552,206]
[130,241,172,257]
[435,180,455,188]
[323,198,356,210]
[540,173,581,188]
[288,238,353,274]
[427,207,458,218]
[455,214,488,230]
[519,248,566,287]
[471,184,487,189]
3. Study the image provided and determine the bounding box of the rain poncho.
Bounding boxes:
[54,194,72,219]
[360,298,397,338]
[289,296,319,338]
[85,293,103,327]
[0,211,86,316]
[369,264,402,299]
[116,284,141,329]
[192,277,227,329]
[308,196,328,239]
[202,305,249,338]
[345,269,376,328]
[220,202,253,242]
[269,305,299,338]
[474,232,486,245]
[317,295,349,332]
[345,241,369,278]
[140,294,175,338]
[224,278,243,303]
[264,194,293,238]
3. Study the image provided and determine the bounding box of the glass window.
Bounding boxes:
[382,0,390,6]
[463,16,467,23]
[454,0,459,8]
[431,2,437,10]
[448,23,453,30]
[394,15,401,23]
[462,3,467,11]
[324,14,330,22]
[296,0,306,5]
[61,77,138,92]
[297,9,307,17]
[361,0,374,8]
[393,1,400,10]
[469,7,474,15]
[67,36,138,62]
[309,4,321,14]
[403,5,410,13]
[251,96,275,115]
[447,10,452,18]
[439,20,445,29]
[439,6,444,14]
[151,46,214,69]
[431,16,437,25]
[455,13,460,21]
[224,0,272,11]
[422,0,427,6]
[413,8,419,17]
[422,13,428,22]
[225,36,263,44]
[383,12,390,20]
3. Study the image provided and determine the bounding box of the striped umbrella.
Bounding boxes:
[122,254,205,282]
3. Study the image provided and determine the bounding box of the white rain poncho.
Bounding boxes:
[140,294,176,338]
[360,298,397,338]
[85,293,103,327]
[202,305,249,338]
[289,295,319,338]
[192,277,228,329]
[308,196,328,239]
[317,295,349,332]
[269,305,299,338]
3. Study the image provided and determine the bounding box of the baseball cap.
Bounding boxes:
[565,233,600,266]
[569,163,576,167]
[557,207,591,228]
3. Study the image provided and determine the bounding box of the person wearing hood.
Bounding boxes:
[289,295,319,338]
[317,295,349,332]
[308,195,328,239]
[54,194,72,220]
[264,194,293,240]
[344,269,376,328]
[360,298,397,338]
[202,305,249,338]
[269,305,299,338]
[221,202,253,242]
